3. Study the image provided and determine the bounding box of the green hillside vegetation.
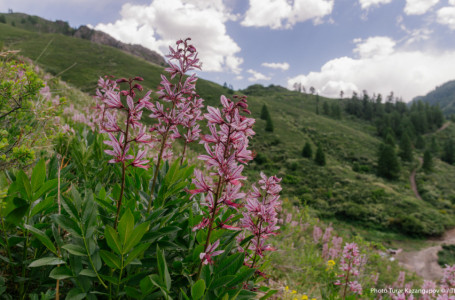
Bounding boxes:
[413,80,455,116]
[2,20,455,239]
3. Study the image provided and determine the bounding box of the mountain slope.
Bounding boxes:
[413,80,455,116]
[2,20,455,239]
[0,12,166,66]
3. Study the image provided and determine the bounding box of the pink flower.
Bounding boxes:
[130,150,149,169]
[199,240,224,265]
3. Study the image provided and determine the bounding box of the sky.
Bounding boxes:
[2,0,455,101]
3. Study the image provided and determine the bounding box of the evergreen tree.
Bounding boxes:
[430,136,439,154]
[384,130,395,147]
[415,134,425,150]
[265,113,274,132]
[302,142,313,158]
[422,149,433,172]
[260,104,270,120]
[399,133,413,162]
[377,143,400,179]
[323,101,330,115]
[0,15,6,23]
[314,144,326,166]
[315,95,320,115]
[442,139,455,164]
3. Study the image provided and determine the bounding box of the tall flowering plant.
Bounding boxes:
[95,75,154,228]
[191,94,255,276]
[147,38,203,212]
[240,172,282,268]
[334,242,363,298]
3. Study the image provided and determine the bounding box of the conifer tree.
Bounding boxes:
[442,139,455,164]
[265,113,274,132]
[399,132,413,162]
[415,134,425,150]
[377,143,400,179]
[260,104,270,120]
[423,149,433,172]
[302,142,313,158]
[323,101,330,115]
[315,144,326,166]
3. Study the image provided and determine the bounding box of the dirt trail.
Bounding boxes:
[396,121,453,280]
[397,229,455,280]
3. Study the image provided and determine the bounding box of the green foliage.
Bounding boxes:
[377,143,400,180]
[399,133,413,162]
[0,57,60,170]
[422,149,433,172]
[437,244,455,267]
[442,139,455,164]
[0,15,5,24]
[260,104,269,120]
[302,142,313,158]
[265,113,274,132]
[314,144,326,166]
[415,134,425,150]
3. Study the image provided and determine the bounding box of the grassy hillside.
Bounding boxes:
[413,80,455,116]
[2,21,455,239]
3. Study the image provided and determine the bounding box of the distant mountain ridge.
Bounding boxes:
[0,12,166,66]
[412,80,455,116]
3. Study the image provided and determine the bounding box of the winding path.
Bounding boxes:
[396,121,452,280]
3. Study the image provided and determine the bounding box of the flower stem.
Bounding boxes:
[147,129,169,212]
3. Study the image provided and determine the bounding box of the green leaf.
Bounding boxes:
[124,243,151,267]
[29,257,66,267]
[62,244,87,256]
[79,269,97,277]
[259,289,278,300]
[105,226,122,255]
[49,266,73,280]
[215,253,244,276]
[118,209,134,248]
[156,245,171,290]
[52,215,82,237]
[30,196,54,217]
[99,250,121,269]
[16,170,31,200]
[33,179,58,201]
[61,195,79,221]
[140,275,159,295]
[209,275,235,290]
[31,159,46,193]
[123,222,149,253]
[65,288,87,300]
[24,224,57,255]
[5,198,29,225]
[191,279,206,300]
[226,268,255,288]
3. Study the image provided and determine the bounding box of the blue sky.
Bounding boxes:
[2,0,455,101]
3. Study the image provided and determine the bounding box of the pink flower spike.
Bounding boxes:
[199,240,224,265]
[131,150,149,169]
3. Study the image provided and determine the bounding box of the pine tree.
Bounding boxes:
[260,104,270,120]
[415,134,425,150]
[442,139,455,164]
[323,101,330,115]
[399,133,413,162]
[314,144,326,166]
[377,143,400,179]
[302,142,313,158]
[265,113,274,132]
[422,149,433,172]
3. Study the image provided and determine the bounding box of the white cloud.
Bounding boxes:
[404,0,439,15]
[261,62,290,71]
[353,36,396,58]
[287,36,455,101]
[94,0,243,73]
[241,0,334,29]
[358,0,392,10]
[247,69,271,82]
[437,1,455,30]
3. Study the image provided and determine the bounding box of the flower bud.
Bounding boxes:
[116,78,128,83]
